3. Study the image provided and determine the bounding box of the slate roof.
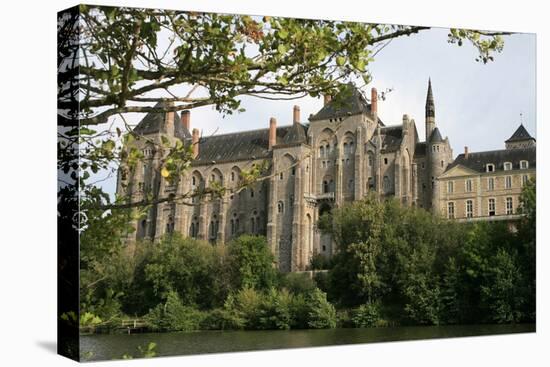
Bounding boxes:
[446,146,536,173]
[369,125,403,153]
[505,124,535,143]
[309,84,384,125]
[190,124,308,165]
[133,102,191,140]
[429,127,443,143]
[415,142,427,156]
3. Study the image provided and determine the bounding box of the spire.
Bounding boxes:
[425,78,435,118]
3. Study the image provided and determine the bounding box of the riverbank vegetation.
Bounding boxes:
[79,180,535,333]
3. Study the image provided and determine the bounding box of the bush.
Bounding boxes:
[258,288,293,330]
[279,272,317,295]
[145,291,204,331]
[306,288,337,329]
[351,302,382,328]
[200,308,245,330]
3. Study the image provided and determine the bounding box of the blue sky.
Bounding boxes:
[100,26,536,196]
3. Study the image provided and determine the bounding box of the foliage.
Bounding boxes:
[227,235,278,290]
[142,234,229,309]
[122,342,157,359]
[350,302,382,328]
[145,291,204,332]
[279,272,317,295]
[321,186,536,325]
[306,288,337,329]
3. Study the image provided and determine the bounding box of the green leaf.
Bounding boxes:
[277,44,287,54]
[336,56,346,66]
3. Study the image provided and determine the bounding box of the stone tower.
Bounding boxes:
[424,79,452,210]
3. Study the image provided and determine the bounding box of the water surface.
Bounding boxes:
[80,323,535,361]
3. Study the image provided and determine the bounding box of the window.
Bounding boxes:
[520,160,529,169]
[192,176,196,186]
[466,179,473,192]
[505,176,512,189]
[279,172,284,180]
[506,197,513,215]
[441,160,444,167]
[421,162,425,169]
[383,176,390,192]
[251,217,256,233]
[291,167,296,176]
[447,202,455,219]
[368,154,374,167]
[348,179,354,190]
[466,200,473,218]
[384,158,388,165]
[319,146,325,158]
[431,176,435,189]
[323,180,329,193]
[504,162,512,171]
[250,189,255,198]
[488,177,495,191]
[367,177,374,190]
[522,175,529,186]
[486,164,495,172]
[166,216,175,234]
[277,201,284,213]
[488,198,496,216]
[231,172,235,182]
[447,181,454,193]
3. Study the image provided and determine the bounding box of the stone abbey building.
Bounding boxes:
[117,80,536,272]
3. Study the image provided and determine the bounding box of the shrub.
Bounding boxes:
[279,272,317,295]
[145,291,204,331]
[351,302,382,328]
[306,288,337,329]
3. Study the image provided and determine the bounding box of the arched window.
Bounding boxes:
[383,176,390,191]
[277,201,284,213]
[319,146,325,158]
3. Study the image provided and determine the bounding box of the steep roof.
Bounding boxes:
[505,124,535,143]
[370,125,403,153]
[190,124,308,165]
[425,78,435,118]
[415,142,427,156]
[309,84,383,124]
[133,102,191,140]
[429,127,443,143]
[446,146,536,173]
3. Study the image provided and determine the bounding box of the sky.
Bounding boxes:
[98,25,536,196]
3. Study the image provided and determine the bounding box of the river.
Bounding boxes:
[80,323,534,361]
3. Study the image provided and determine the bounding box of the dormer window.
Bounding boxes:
[486,164,495,172]
[503,162,512,171]
[520,160,529,169]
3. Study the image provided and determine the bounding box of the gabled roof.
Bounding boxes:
[369,125,403,153]
[446,146,536,173]
[133,102,191,140]
[429,127,443,143]
[283,122,307,145]
[505,124,535,143]
[309,84,383,124]
[190,124,309,165]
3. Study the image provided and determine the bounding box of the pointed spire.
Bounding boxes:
[425,78,435,118]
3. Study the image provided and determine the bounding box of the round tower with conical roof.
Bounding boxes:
[425,79,451,211]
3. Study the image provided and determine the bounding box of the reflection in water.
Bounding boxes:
[81,324,535,361]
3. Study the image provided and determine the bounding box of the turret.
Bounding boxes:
[425,78,435,142]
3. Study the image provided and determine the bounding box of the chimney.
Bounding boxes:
[464,146,469,159]
[323,94,332,106]
[192,128,200,158]
[269,117,277,150]
[181,110,190,131]
[371,87,378,116]
[293,105,300,125]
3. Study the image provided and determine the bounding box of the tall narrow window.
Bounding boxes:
[489,198,496,216]
[466,200,473,218]
[466,179,473,192]
[522,175,529,186]
[447,202,455,219]
[447,181,454,193]
[506,197,513,215]
[505,176,512,189]
[383,176,390,192]
[277,201,284,213]
[488,177,495,191]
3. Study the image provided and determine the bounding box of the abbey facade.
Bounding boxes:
[117,81,536,272]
